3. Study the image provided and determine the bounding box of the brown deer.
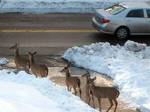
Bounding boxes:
[87,76,120,112]
[9,43,29,72]
[60,63,82,98]
[28,52,48,78]
[81,71,94,105]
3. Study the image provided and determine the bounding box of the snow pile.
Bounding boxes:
[63,40,150,112]
[0,69,97,112]
[0,57,9,65]
[0,0,149,13]
[124,41,146,52]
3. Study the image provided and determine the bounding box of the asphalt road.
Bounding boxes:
[0,13,150,55]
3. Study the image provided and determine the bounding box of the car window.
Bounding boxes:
[105,4,126,15]
[146,9,150,18]
[127,9,144,18]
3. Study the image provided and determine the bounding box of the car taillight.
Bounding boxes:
[101,18,110,24]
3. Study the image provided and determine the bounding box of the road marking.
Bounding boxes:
[0,29,98,33]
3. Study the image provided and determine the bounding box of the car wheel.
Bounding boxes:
[115,27,129,39]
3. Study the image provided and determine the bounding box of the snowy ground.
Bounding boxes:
[0,57,9,65]
[0,69,97,112]
[0,0,149,13]
[63,40,150,112]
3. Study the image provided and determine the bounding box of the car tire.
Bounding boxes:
[115,27,130,39]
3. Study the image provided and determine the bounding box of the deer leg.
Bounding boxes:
[70,87,72,91]
[87,89,91,105]
[89,90,95,108]
[106,99,113,112]
[73,86,77,95]
[91,95,95,108]
[67,85,70,91]
[25,67,30,74]
[113,99,118,112]
[78,87,82,98]
[14,64,19,74]
[88,96,91,105]
[98,98,101,112]
[25,62,30,74]
[87,91,91,105]
[15,64,19,69]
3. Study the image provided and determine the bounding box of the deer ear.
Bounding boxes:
[15,43,19,47]
[66,62,71,68]
[87,71,90,76]
[92,77,96,81]
[33,51,37,55]
[81,73,86,77]
[82,71,90,77]
[28,52,31,55]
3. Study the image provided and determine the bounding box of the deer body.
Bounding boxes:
[28,52,48,78]
[10,44,29,71]
[82,72,92,104]
[60,64,81,98]
[14,55,28,69]
[30,64,48,77]
[90,86,119,99]
[84,74,119,112]
[66,74,81,92]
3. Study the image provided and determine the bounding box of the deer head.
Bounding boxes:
[9,43,20,56]
[28,51,37,64]
[60,62,71,73]
[87,76,96,87]
[9,43,18,51]
[9,43,18,50]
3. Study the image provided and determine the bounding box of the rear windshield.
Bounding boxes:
[105,4,126,15]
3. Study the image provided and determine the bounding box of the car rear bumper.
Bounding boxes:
[92,17,113,34]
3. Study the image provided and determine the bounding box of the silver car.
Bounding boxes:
[92,2,150,39]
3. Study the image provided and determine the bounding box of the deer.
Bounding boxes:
[9,43,29,73]
[60,63,82,98]
[81,71,94,105]
[28,52,48,78]
[87,76,120,112]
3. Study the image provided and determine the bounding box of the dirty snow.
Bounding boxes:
[0,57,9,65]
[0,69,97,112]
[63,40,150,112]
[0,0,149,13]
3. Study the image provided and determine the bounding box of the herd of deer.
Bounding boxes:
[9,43,48,77]
[9,43,120,112]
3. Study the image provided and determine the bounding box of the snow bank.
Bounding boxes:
[63,40,150,112]
[0,69,97,112]
[0,0,149,13]
[0,57,9,65]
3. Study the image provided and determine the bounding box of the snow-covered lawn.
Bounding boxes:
[0,69,97,112]
[63,41,150,112]
[0,0,149,13]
